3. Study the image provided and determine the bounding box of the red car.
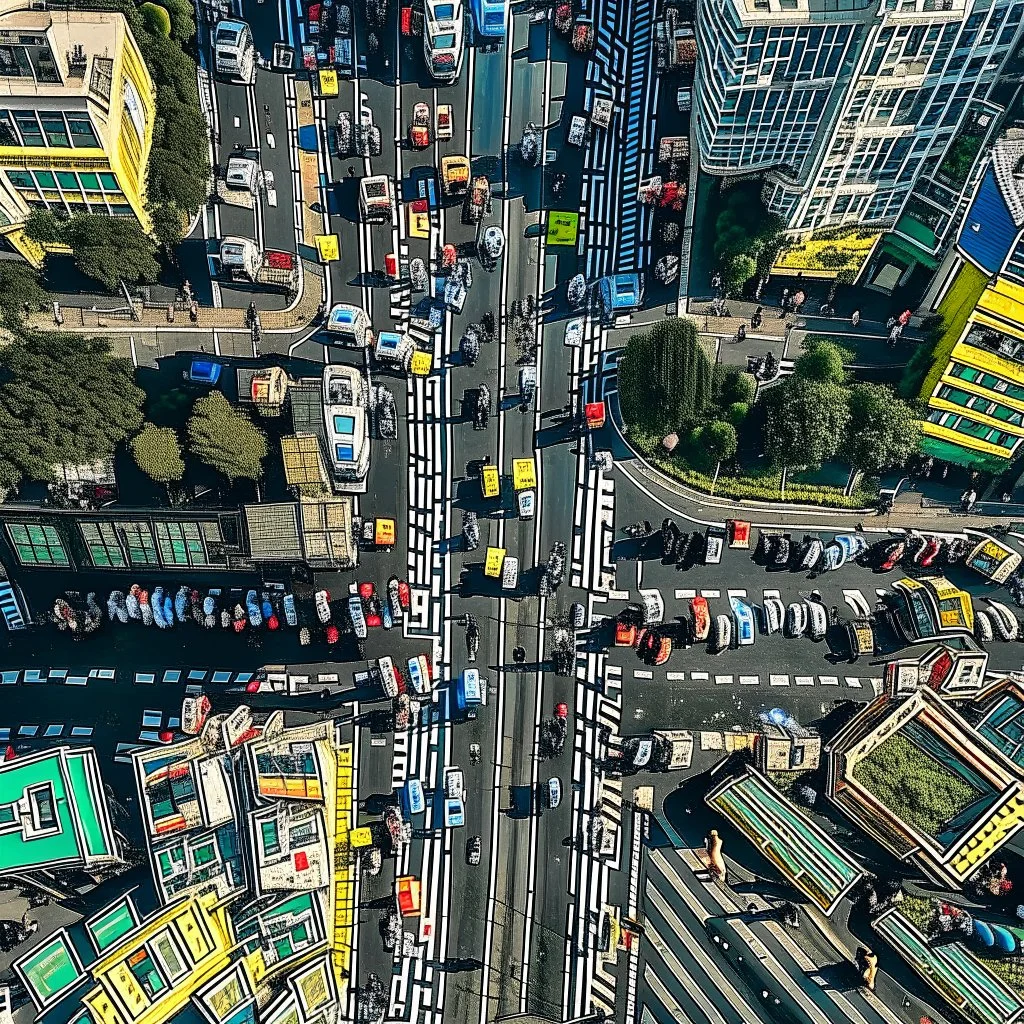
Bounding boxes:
[919,537,942,567]
[555,702,568,720]
[398,580,411,609]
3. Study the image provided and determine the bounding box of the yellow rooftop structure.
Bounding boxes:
[0,0,156,261]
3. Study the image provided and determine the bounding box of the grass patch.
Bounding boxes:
[774,228,879,278]
[628,426,877,509]
[919,262,991,400]
[898,894,936,934]
[853,732,980,839]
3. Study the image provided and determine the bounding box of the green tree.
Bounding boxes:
[714,181,786,264]
[763,377,850,469]
[714,365,756,407]
[721,253,756,296]
[618,318,712,434]
[794,341,849,384]
[0,262,47,324]
[0,334,144,488]
[844,383,921,474]
[162,0,196,42]
[131,423,185,484]
[187,393,267,484]
[24,211,160,292]
[724,401,749,426]
[700,420,738,462]
[139,1,171,36]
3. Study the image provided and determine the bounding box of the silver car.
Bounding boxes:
[547,777,561,809]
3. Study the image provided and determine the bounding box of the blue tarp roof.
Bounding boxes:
[959,167,1023,275]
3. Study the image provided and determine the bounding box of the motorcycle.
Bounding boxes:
[945,537,968,565]
[903,534,927,565]
[473,384,490,430]
[466,615,480,662]
[624,520,653,539]
[463,510,480,551]
[661,518,678,559]
[567,274,587,310]
[460,327,481,366]
[552,172,567,199]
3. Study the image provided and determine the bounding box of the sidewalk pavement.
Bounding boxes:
[24,259,325,336]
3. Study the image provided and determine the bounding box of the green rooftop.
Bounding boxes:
[708,768,864,914]
[0,748,117,874]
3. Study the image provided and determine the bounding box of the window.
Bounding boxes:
[13,111,43,145]
[99,172,119,191]
[39,112,69,147]
[6,169,33,189]
[80,522,125,567]
[0,804,15,825]
[87,899,138,952]
[193,842,215,865]
[289,819,317,848]
[151,933,186,982]
[56,171,78,190]
[66,115,99,148]
[89,57,113,101]
[261,819,281,857]
[79,172,100,191]
[31,785,57,829]
[0,110,16,145]
[117,522,159,566]
[155,521,207,566]
[127,948,166,998]
[157,847,184,877]
[7,523,69,566]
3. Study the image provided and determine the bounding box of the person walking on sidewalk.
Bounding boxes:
[850,309,860,327]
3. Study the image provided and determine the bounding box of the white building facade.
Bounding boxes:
[696,0,1024,253]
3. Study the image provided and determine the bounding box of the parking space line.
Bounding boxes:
[66,676,88,687]
[846,677,862,688]
[70,727,93,737]
[634,670,653,680]
[1,671,18,685]
[727,589,746,600]
[820,676,839,686]
[674,589,695,600]
[690,672,709,681]
[236,672,254,684]
[739,675,758,686]
[795,676,814,686]
[135,672,155,685]
[24,670,42,683]
[18,726,38,736]
[769,674,790,686]
[211,671,232,684]
[702,589,720,598]
[48,669,67,679]
[666,672,685,681]
[763,589,781,599]
[715,674,734,685]
[96,669,115,679]
[188,670,206,681]
[44,725,63,737]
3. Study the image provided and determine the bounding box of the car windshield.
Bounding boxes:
[434,3,455,15]
[433,31,456,47]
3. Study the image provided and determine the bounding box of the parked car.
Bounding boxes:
[730,596,755,646]
[547,777,561,808]
[807,601,828,641]
[444,798,466,828]
[846,619,875,660]
[785,601,807,638]
[555,701,568,720]
[710,614,731,653]
[762,596,784,635]
[704,525,726,565]
[467,835,482,865]
[691,595,711,641]
[445,766,465,800]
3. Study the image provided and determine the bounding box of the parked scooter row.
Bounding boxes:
[865,533,968,572]
[975,599,1024,643]
[99,585,299,633]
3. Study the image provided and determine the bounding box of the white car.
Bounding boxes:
[444,797,465,827]
[445,766,464,800]
[564,317,584,347]
[639,588,664,625]
[547,777,561,809]
[501,555,519,591]
[423,0,464,80]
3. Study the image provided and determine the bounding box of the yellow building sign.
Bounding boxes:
[317,70,339,97]
[410,351,432,376]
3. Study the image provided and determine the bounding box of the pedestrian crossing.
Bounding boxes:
[0,724,94,742]
[131,668,256,686]
[0,579,26,630]
[640,847,900,1024]
[0,667,114,686]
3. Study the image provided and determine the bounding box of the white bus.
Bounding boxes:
[214,19,255,83]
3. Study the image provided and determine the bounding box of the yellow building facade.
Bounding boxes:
[0,0,156,263]
[924,276,1024,462]
[82,893,233,1024]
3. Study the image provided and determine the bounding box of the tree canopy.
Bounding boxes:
[763,377,850,469]
[131,423,185,484]
[699,420,738,463]
[0,334,144,489]
[844,383,921,475]
[794,341,849,384]
[0,262,48,324]
[24,211,160,292]
[721,253,756,297]
[187,392,267,483]
[618,318,712,434]
[713,181,786,266]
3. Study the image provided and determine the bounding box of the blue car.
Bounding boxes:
[444,797,465,827]
[730,596,756,647]
[187,358,222,385]
[471,0,506,39]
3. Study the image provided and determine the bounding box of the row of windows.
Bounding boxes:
[5,520,219,568]
[925,408,1019,449]
[935,385,1024,426]
[948,362,1024,403]
[0,109,100,149]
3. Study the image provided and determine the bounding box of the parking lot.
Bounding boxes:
[596,527,1024,731]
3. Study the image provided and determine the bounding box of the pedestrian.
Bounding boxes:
[886,315,897,331]
[1004,492,1013,503]
[737,324,746,342]
[781,287,790,306]
[751,305,763,329]
[851,309,861,327]
[348,165,356,177]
